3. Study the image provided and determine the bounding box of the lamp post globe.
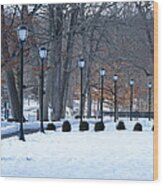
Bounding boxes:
[39,47,47,60]
[130,79,134,86]
[78,58,85,68]
[148,82,152,89]
[113,74,118,81]
[100,68,105,77]
[17,25,28,43]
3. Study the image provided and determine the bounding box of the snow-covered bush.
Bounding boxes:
[133,122,142,131]
[94,121,105,132]
[79,121,89,131]
[116,121,126,130]
[46,123,56,131]
[62,120,71,132]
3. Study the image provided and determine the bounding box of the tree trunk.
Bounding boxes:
[5,70,22,120]
[60,5,79,118]
[87,86,92,117]
[46,4,63,121]
[1,5,22,121]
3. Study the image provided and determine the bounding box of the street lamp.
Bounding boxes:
[129,79,134,121]
[100,68,105,123]
[148,82,152,121]
[39,47,47,133]
[78,58,85,124]
[17,25,28,141]
[113,74,118,122]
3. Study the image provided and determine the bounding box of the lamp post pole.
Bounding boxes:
[20,42,25,140]
[4,101,8,120]
[78,58,85,125]
[40,59,44,132]
[130,79,134,121]
[148,82,152,121]
[17,25,28,141]
[80,67,83,124]
[39,47,47,133]
[100,68,105,123]
[113,74,118,123]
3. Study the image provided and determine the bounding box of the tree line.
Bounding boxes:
[1,1,154,121]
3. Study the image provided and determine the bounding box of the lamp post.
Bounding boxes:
[100,68,105,123]
[78,58,85,124]
[113,74,118,122]
[129,79,134,121]
[17,25,28,141]
[148,82,152,121]
[4,101,9,120]
[39,47,47,133]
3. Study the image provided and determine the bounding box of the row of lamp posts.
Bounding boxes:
[17,24,153,140]
[78,59,153,124]
[17,25,47,141]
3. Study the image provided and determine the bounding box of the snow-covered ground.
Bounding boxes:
[1,118,154,180]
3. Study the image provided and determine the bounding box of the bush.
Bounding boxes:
[79,121,89,131]
[116,121,126,130]
[75,115,80,119]
[133,123,142,131]
[62,120,71,132]
[94,121,105,132]
[46,123,56,131]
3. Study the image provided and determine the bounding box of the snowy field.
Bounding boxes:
[1,118,154,180]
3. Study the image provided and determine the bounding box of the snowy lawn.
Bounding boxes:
[1,118,154,180]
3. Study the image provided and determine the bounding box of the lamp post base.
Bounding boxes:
[19,133,25,141]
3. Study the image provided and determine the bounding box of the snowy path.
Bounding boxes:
[1,125,154,180]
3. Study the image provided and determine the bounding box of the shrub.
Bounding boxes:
[94,121,105,132]
[116,121,126,130]
[46,123,56,131]
[62,120,71,132]
[75,115,80,119]
[133,123,142,131]
[79,121,89,131]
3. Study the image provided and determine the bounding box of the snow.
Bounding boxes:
[1,118,154,180]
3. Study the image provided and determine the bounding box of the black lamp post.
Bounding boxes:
[148,82,152,121]
[38,47,47,133]
[113,74,118,122]
[4,101,9,120]
[17,25,28,141]
[78,58,85,124]
[129,79,134,121]
[100,68,105,123]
